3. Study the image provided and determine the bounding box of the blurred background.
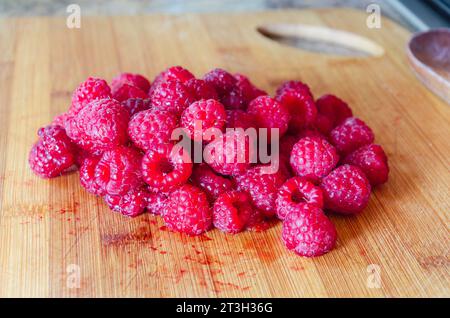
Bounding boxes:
[1,0,449,31]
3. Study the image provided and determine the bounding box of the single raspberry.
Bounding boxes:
[235,165,287,217]
[320,164,371,215]
[203,129,256,176]
[282,204,337,257]
[146,191,168,215]
[248,95,290,140]
[70,77,111,114]
[213,191,253,234]
[163,184,212,236]
[220,86,247,110]
[225,110,256,130]
[29,125,76,178]
[121,98,151,116]
[234,73,266,103]
[94,146,143,196]
[128,109,179,151]
[329,117,374,155]
[181,99,227,142]
[105,186,149,217]
[316,94,353,128]
[343,144,389,186]
[190,163,234,202]
[151,66,195,90]
[203,68,237,97]
[276,176,324,220]
[111,72,151,94]
[112,83,148,102]
[290,136,339,182]
[275,81,317,131]
[150,79,196,115]
[65,98,130,153]
[185,78,218,100]
[79,156,104,195]
[141,143,192,193]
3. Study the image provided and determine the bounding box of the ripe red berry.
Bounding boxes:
[141,143,192,193]
[275,81,317,131]
[121,98,151,117]
[276,176,324,220]
[190,163,234,202]
[181,99,227,142]
[290,136,339,183]
[248,95,290,140]
[65,98,130,153]
[185,78,218,101]
[29,125,76,178]
[203,68,237,97]
[320,164,371,215]
[329,117,374,155]
[213,191,253,234]
[128,109,179,151]
[344,144,389,186]
[163,184,212,236]
[94,146,143,196]
[79,156,104,195]
[235,165,287,217]
[70,77,111,114]
[111,72,151,94]
[150,66,195,93]
[104,186,149,217]
[316,94,352,128]
[203,129,256,176]
[282,204,337,257]
[150,79,196,115]
[112,83,148,102]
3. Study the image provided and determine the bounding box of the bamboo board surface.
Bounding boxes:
[0,9,449,297]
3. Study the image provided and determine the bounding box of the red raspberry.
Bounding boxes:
[65,98,130,153]
[320,164,371,215]
[141,143,192,193]
[70,77,111,114]
[282,204,337,257]
[150,79,196,115]
[213,191,253,234]
[234,73,266,103]
[248,95,290,140]
[181,99,227,142]
[203,129,256,176]
[225,110,256,130]
[276,176,324,220]
[275,81,317,131]
[121,98,151,117]
[29,125,76,178]
[79,156,104,195]
[163,184,212,236]
[344,144,389,186]
[203,68,237,97]
[105,186,149,217]
[190,163,234,202]
[235,165,287,217]
[111,72,151,93]
[128,109,179,151]
[112,83,148,102]
[151,66,195,90]
[185,78,218,100]
[329,117,374,155]
[290,136,339,182]
[220,86,247,110]
[316,94,353,128]
[146,191,168,215]
[95,146,143,196]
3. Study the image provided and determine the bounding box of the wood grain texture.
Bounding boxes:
[0,9,449,298]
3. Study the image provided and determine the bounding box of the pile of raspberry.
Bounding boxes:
[29,66,389,257]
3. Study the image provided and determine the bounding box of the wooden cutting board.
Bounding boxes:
[0,9,449,298]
